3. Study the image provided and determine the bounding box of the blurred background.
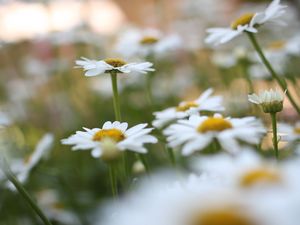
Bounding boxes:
[0,0,300,224]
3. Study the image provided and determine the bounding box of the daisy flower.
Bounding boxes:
[152,88,224,128]
[163,114,265,156]
[115,28,181,58]
[75,57,155,77]
[61,121,157,158]
[248,89,284,113]
[192,150,300,192]
[205,0,287,45]
[98,171,298,225]
[192,150,281,189]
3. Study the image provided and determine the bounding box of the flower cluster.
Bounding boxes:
[1,0,300,224]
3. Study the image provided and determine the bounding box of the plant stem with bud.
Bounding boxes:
[247,32,300,115]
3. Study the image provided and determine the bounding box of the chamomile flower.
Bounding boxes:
[205,0,287,45]
[75,57,154,77]
[248,89,284,113]
[192,150,300,192]
[164,114,265,156]
[61,121,157,158]
[152,88,224,128]
[98,171,298,225]
[115,28,181,58]
[192,150,281,189]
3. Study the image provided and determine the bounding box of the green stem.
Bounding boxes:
[167,147,176,167]
[110,72,122,121]
[122,152,130,182]
[110,72,130,184]
[108,164,118,198]
[270,113,279,160]
[0,158,53,225]
[247,32,300,115]
[146,73,154,108]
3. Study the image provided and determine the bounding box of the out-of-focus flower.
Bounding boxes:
[36,189,80,225]
[115,28,181,58]
[284,34,300,56]
[153,89,224,128]
[61,121,157,158]
[192,150,280,188]
[0,112,11,128]
[47,30,105,47]
[192,150,300,193]
[205,0,287,45]
[75,57,154,76]
[211,47,251,69]
[248,35,300,80]
[248,89,284,113]
[278,122,300,146]
[2,133,54,188]
[164,114,265,155]
[98,169,299,225]
[211,52,237,68]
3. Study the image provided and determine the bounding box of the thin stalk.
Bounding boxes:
[270,113,279,160]
[145,54,155,110]
[247,32,300,115]
[146,73,154,108]
[110,72,122,121]
[110,72,130,184]
[167,146,176,167]
[122,153,130,182]
[0,158,53,225]
[109,164,118,198]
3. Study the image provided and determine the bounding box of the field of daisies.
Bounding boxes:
[1,0,300,224]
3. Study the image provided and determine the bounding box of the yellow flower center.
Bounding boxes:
[240,168,281,187]
[176,101,199,112]
[140,36,159,45]
[197,117,233,133]
[192,209,254,225]
[231,13,255,30]
[104,58,126,67]
[93,129,125,143]
[268,40,286,50]
[294,127,300,134]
